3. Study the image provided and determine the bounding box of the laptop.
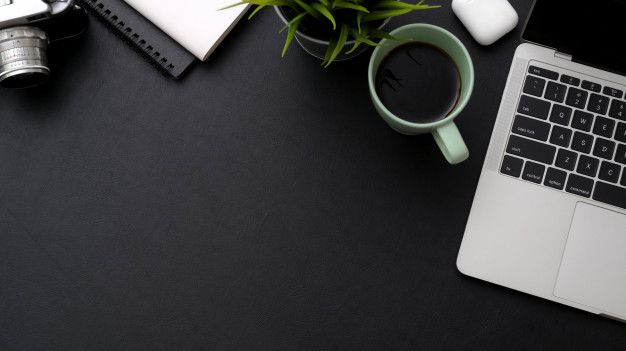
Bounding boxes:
[457,0,626,322]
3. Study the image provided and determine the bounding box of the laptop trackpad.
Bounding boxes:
[554,203,626,318]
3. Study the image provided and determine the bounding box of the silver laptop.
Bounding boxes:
[457,0,626,322]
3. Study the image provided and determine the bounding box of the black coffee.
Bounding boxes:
[375,42,461,124]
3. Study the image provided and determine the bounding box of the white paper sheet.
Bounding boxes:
[123,0,250,61]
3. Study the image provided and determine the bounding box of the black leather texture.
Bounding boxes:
[1,0,625,349]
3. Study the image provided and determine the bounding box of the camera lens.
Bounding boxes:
[0,26,50,89]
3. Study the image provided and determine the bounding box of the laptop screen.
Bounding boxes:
[523,0,626,75]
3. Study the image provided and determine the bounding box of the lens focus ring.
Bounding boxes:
[0,27,47,41]
[0,47,47,64]
[0,26,50,88]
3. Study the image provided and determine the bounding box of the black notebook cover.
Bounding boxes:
[78,0,196,79]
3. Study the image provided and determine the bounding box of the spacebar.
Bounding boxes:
[593,182,626,210]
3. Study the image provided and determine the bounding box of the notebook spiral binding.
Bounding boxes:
[77,0,196,79]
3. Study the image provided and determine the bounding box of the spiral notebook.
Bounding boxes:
[123,0,250,61]
[78,0,196,78]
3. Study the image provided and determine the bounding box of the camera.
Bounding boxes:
[0,0,87,88]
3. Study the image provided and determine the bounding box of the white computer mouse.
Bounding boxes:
[452,0,519,46]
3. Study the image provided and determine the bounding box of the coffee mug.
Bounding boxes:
[368,24,474,165]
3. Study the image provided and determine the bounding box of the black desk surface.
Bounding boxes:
[1,1,625,349]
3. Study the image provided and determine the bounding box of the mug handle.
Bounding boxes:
[432,122,469,165]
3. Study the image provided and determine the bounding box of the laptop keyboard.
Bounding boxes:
[500,64,626,210]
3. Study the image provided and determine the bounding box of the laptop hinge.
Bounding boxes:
[600,313,626,324]
[555,51,573,61]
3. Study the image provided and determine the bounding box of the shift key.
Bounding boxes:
[506,135,556,164]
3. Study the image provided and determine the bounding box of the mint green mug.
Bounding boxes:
[368,24,474,164]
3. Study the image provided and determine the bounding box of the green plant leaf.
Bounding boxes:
[228,0,440,66]
[345,40,363,55]
[293,0,320,18]
[332,0,369,12]
[351,29,378,46]
[219,1,248,10]
[375,1,440,10]
[247,5,266,19]
[221,0,291,9]
[367,28,396,40]
[356,12,364,33]
[282,12,306,57]
[246,1,295,18]
[322,38,336,66]
[278,8,306,33]
[362,9,412,22]
[323,23,349,67]
[358,37,378,46]
[311,3,336,30]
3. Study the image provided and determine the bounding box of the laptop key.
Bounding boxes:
[598,161,621,183]
[522,161,545,184]
[508,69,626,202]
[528,66,558,80]
[616,122,626,143]
[555,149,578,171]
[593,182,626,210]
[592,138,616,160]
[560,75,580,86]
[544,167,567,190]
[549,125,572,147]
[523,76,546,97]
[549,104,572,126]
[501,155,524,177]
[545,81,567,103]
[506,135,556,164]
[571,110,594,132]
[571,132,594,154]
[517,95,551,119]
[566,174,593,198]
[577,155,599,177]
[587,93,609,115]
[615,144,626,165]
[592,116,616,138]
[581,80,602,92]
[603,86,623,99]
[512,115,550,141]
[609,100,626,121]
[565,88,588,109]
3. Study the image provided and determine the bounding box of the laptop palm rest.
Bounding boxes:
[554,203,626,319]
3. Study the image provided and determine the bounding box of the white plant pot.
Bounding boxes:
[274,6,389,62]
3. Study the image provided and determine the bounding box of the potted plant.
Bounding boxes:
[225,0,440,66]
